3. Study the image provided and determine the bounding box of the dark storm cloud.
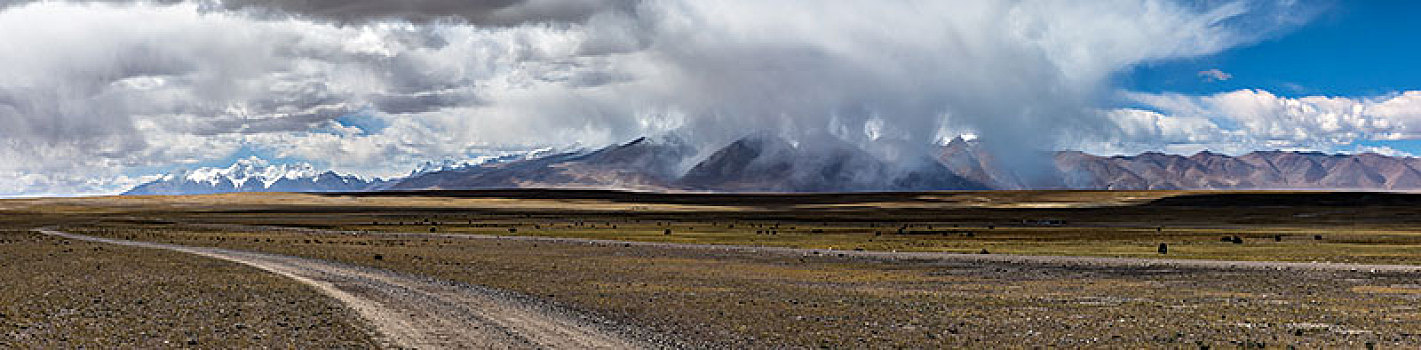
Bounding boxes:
[369,90,481,115]
[0,0,634,24]
[218,0,635,25]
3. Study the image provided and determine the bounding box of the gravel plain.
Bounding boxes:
[39,228,654,349]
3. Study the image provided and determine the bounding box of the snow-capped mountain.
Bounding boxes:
[406,147,583,177]
[387,135,696,191]
[124,157,389,195]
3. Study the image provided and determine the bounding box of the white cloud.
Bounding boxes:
[1198,68,1233,82]
[0,0,1316,196]
[1085,89,1421,156]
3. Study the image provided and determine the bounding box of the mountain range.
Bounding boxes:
[123,136,1421,195]
[123,157,389,195]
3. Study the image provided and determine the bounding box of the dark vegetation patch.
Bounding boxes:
[1145,192,1421,207]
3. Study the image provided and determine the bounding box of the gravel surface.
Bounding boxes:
[38,229,650,349]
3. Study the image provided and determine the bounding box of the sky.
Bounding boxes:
[1,0,1419,197]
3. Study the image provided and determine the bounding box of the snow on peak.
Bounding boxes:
[181,156,321,189]
[409,151,554,176]
[410,159,476,176]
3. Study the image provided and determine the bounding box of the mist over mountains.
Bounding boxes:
[125,135,1421,195]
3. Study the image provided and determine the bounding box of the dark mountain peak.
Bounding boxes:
[943,135,975,150]
[681,133,984,192]
[576,133,697,179]
[678,134,796,191]
[621,136,649,147]
[1188,150,1228,161]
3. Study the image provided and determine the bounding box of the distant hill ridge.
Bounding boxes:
[124,136,1421,195]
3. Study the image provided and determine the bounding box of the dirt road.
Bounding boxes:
[36,229,646,349]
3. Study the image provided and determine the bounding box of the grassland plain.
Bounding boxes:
[128,191,1421,266]
[68,222,1421,348]
[0,228,377,348]
[8,190,1421,348]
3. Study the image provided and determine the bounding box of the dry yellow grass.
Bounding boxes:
[63,223,1421,348]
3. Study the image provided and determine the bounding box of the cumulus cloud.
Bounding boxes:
[1086,89,1421,155]
[0,0,1319,196]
